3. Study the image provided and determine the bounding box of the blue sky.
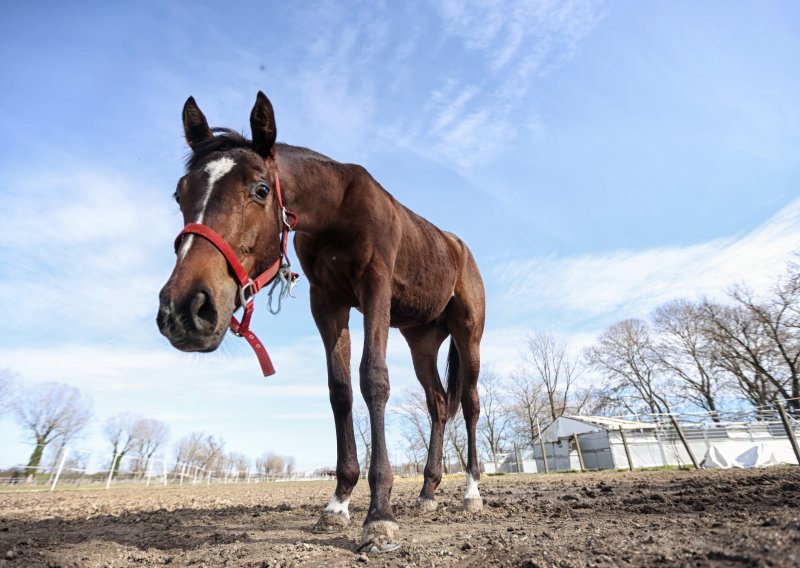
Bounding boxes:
[1,1,799,471]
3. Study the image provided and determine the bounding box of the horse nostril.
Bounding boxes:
[190,289,218,332]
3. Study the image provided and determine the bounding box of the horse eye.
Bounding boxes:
[173,191,181,205]
[253,182,270,201]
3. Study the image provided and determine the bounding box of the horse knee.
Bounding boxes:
[328,379,353,410]
[423,463,442,486]
[359,361,390,404]
[338,461,360,488]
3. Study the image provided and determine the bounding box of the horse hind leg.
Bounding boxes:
[400,323,450,512]
[451,333,483,512]
[448,263,485,512]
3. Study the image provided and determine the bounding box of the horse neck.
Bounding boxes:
[276,148,344,235]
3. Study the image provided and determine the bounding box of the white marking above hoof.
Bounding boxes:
[323,495,351,520]
[464,473,483,511]
[464,473,481,499]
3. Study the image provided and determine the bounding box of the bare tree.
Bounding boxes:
[652,300,726,420]
[392,389,430,473]
[700,279,800,413]
[523,332,582,421]
[585,319,672,415]
[700,299,778,411]
[225,451,250,479]
[353,404,371,473]
[507,369,547,448]
[130,418,169,477]
[729,274,800,411]
[284,455,296,476]
[198,435,225,473]
[174,431,205,473]
[173,432,225,477]
[14,382,92,477]
[477,369,509,471]
[256,452,285,477]
[103,413,141,477]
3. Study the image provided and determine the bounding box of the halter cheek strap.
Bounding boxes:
[174,172,298,376]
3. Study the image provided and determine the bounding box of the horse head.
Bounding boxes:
[157,92,283,354]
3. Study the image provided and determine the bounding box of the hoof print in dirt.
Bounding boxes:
[358,521,401,553]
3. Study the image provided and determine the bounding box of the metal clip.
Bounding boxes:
[281,208,293,231]
[238,280,255,308]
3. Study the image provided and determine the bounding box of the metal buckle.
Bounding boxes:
[281,208,291,230]
[281,207,298,230]
[239,281,255,308]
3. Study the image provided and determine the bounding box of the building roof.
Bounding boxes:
[536,415,656,443]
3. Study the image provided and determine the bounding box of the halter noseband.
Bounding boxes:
[173,172,298,376]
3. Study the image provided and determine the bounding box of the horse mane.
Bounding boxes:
[185,129,340,171]
[185,128,253,170]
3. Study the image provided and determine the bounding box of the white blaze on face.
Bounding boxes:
[178,156,237,260]
[324,494,351,520]
[465,473,481,499]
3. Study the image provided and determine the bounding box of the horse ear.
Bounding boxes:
[182,96,212,150]
[250,91,277,158]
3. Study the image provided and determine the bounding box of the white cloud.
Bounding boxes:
[0,170,177,343]
[416,0,607,168]
[496,198,800,324]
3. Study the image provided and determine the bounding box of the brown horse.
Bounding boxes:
[157,92,485,552]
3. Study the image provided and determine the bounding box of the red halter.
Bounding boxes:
[174,172,298,376]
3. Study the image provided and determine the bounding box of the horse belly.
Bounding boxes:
[389,273,454,327]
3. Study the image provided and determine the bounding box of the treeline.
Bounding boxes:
[390,256,800,471]
[0,372,294,479]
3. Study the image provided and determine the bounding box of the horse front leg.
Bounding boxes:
[357,277,400,553]
[310,295,359,533]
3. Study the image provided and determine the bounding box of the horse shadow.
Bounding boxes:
[0,501,359,556]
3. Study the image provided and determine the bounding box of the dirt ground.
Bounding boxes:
[0,467,798,567]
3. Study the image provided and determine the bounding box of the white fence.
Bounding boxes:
[1,452,335,492]
[492,405,800,474]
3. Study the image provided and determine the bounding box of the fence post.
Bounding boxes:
[50,448,69,492]
[572,434,585,472]
[106,453,119,490]
[618,426,634,471]
[536,418,549,474]
[668,414,698,469]
[776,403,800,465]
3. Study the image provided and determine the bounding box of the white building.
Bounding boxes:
[518,415,800,473]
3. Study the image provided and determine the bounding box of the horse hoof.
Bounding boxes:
[313,511,349,533]
[358,520,400,553]
[415,497,438,512]
[464,497,483,512]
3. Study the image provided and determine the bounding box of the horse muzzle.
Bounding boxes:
[157,285,227,352]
